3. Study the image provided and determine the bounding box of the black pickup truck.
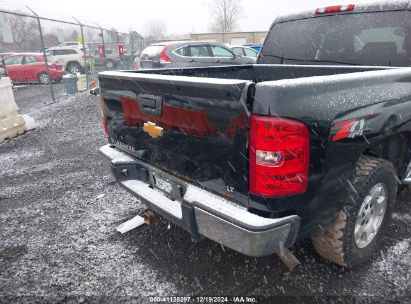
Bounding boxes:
[97,1,411,267]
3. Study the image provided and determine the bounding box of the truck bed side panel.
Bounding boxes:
[252,68,411,237]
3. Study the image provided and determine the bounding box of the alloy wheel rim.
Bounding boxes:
[70,65,79,74]
[354,183,387,248]
[40,74,49,84]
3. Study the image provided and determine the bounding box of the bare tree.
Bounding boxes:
[0,13,38,51]
[208,0,243,33]
[144,20,167,41]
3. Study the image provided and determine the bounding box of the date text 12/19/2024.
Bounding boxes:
[149,296,258,303]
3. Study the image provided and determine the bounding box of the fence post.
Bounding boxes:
[26,6,55,102]
[96,24,106,58]
[73,17,89,86]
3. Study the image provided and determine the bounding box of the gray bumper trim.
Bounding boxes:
[100,144,301,257]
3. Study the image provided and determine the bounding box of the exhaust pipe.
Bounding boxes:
[115,209,166,234]
[116,215,145,234]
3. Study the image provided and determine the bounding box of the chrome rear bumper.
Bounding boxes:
[100,144,300,257]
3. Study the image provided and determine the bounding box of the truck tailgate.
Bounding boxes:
[98,71,253,203]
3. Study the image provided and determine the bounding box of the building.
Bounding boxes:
[190,31,267,45]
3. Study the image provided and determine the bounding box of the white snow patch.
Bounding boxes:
[372,238,410,274]
[392,212,411,224]
[22,114,36,131]
[100,70,248,86]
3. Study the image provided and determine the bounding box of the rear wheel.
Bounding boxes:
[38,72,50,85]
[67,62,81,75]
[312,156,397,268]
[105,60,115,70]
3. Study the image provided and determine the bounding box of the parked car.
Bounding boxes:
[96,1,411,269]
[2,53,65,84]
[46,46,86,74]
[90,48,134,70]
[57,41,83,48]
[228,45,259,62]
[138,41,255,69]
[90,49,120,70]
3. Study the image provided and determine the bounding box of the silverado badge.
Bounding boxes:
[143,121,163,138]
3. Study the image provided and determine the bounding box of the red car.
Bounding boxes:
[2,53,65,84]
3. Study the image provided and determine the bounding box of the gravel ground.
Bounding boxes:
[0,89,410,303]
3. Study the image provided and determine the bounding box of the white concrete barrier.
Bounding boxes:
[0,77,26,143]
[77,74,87,92]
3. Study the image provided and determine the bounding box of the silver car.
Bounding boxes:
[228,45,259,63]
[139,41,255,69]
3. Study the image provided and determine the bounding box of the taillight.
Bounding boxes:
[99,96,109,136]
[159,46,172,64]
[249,115,310,197]
[315,4,355,14]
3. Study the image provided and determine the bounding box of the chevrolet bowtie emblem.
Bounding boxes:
[143,121,163,138]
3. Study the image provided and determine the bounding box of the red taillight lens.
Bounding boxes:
[249,115,310,197]
[99,96,109,136]
[315,4,355,14]
[159,46,172,64]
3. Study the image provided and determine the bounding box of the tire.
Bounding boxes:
[67,62,81,75]
[38,72,50,85]
[312,156,397,268]
[105,60,115,70]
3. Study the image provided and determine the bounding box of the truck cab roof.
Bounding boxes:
[272,1,411,25]
[259,1,411,67]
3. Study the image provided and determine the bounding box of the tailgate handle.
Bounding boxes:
[138,94,163,116]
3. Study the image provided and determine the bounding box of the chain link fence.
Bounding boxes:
[0,6,149,101]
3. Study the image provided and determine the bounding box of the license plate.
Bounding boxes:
[154,174,172,195]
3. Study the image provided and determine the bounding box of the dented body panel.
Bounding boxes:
[97,2,411,251]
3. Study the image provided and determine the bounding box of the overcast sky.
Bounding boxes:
[1,0,373,35]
